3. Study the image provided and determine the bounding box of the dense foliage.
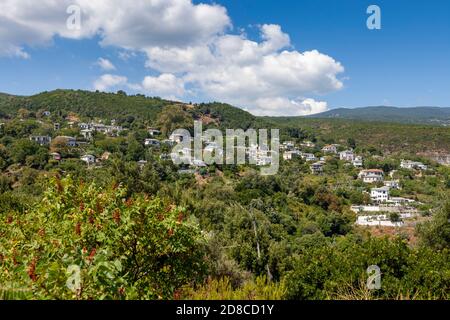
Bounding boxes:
[0,177,206,299]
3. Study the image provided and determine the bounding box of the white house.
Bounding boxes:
[79,123,90,130]
[283,150,302,160]
[310,161,325,174]
[400,160,428,170]
[93,123,123,136]
[80,129,93,140]
[352,156,364,167]
[371,186,390,203]
[81,154,95,165]
[148,129,161,136]
[169,133,188,144]
[30,135,52,145]
[281,141,295,150]
[384,180,401,189]
[339,150,354,161]
[358,169,384,183]
[144,139,160,147]
[56,136,77,147]
[322,144,337,154]
[78,122,123,136]
[300,141,315,148]
[303,153,317,162]
[49,152,61,161]
[387,197,416,206]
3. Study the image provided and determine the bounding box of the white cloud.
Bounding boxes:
[251,97,329,116]
[96,57,116,71]
[140,73,185,100]
[141,25,343,115]
[93,74,127,91]
[118,50,137,61]
[0,0,230,57]
[0,0,344,116]
[0,44,30,59]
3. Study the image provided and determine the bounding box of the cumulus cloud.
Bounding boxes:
[139,73,186,100]
[0,0,230,56]
[96,58,116,71]
[0,0,344,115]
[93,74,128,91]
[146,26,342,115]
[141,25,343,115]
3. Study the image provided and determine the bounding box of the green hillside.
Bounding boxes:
[0,90,167,121]
[1,90,450,155]
[0,90,262,129]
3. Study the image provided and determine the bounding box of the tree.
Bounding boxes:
[0,176,206,299]
[9,139,42,165]
[389,212,401,223]
[347,137,356,149]
[156,105,193,136]
[417,202,450,250]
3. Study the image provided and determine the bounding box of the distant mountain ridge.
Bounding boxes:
[308,106,450,125]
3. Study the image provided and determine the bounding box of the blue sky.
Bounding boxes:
[0,0,449,115]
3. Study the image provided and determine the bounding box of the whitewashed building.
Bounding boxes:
[148,129,161,136]
[81,154,96,165]
[56,136,77,147]
[322,144,338,154]
[303,153,317,162]
[30,135,52,145]
[80,129,93,140]
[144,139,161,147]
[400,160,428,170]
[310,161,325,174]
[281,141,295,150]
[169,133,187,144]
[358,169,384,183]
[371,186,390,203]
[384,180,401,189]
[387,197,416,206]
[339,150,355,161]
[352,156,364,167]
[283,150,302,160]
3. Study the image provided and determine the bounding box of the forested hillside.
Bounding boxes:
[2,90,450,156]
